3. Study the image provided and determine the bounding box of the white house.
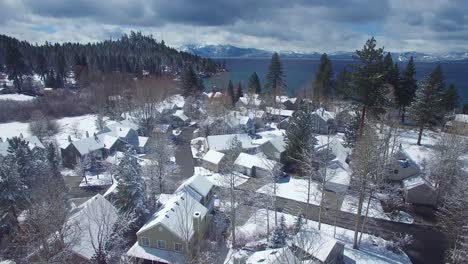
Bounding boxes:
[403,176,437,206]
[234,152,280,177]
[201,150,225,172]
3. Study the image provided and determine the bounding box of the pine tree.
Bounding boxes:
[115,147,148,225]
[397,57,417,123]
[442,84,459,112]
[351,37,388,133]
[265,52,286,104]
[0,156,27,230]
[46,143,60,177]
[293,214,303,234]
[248,72,261,94]
[463,104,468,114]
[236,82,243,102]
[336,67,352,99]
[409,75,443,146]
[313,53,333,107]
[285,101,317,167]
[227,80,236,106]
[344,106,361,148]
[270,215,287,248]
[5,44,26,92]
[181,65,202,97]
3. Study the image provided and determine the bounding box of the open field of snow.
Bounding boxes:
[257,176,323,205]
[79,171,113,187]
[0,94,36,101]
[232,209,411,264]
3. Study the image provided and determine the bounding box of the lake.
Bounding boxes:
[205,58,468,105]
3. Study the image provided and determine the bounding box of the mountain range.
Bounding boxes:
[180,44,468,62]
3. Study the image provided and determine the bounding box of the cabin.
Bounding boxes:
[276,96,299,110]
[292,230,345,264]
[311,108,336,134]
[201,150,225,172]
[386,149,420,181]
[325,159,351,194]
[403,176,437,206]
[234,152,280,177]
[259,136,286,162]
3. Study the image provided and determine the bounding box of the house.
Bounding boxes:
[247,110,267,129]
[190,137,208,160]
[0,135,45,156]
[208,112,255,135]
[246,247,299,264]
[175,173,215,208]
[266,107,295,121]
[259,136,286,162]
[335,109,357,133]
[325,159,351,194]
[138,136,150,153]
[403,176,437,206]
[234,152,280,177]
[292,230,345,264]
[60,133,125,168]
[67,194,119,262]
[278,117,290,130]
[386,149,420,181]
[127,183,214,264]
[201,150,225,172]
[171,110,190,128]
[236,94,263,108]
[207,133,258,153]
[276,96,299,110]
[99,121,141,149]
[311,108,336,134]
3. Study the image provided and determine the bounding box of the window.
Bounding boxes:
[141,237,150,246]
[393,169,399,174]
[174,243,183,252]
[157,240,166,249]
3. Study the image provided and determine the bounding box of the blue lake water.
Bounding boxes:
[206,58,468,105]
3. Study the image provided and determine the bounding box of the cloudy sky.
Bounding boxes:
[1,0,467,53]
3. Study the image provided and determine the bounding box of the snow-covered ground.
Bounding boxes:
[231,209,411,264]
[341,195,414,224]
[0,94,36,101]
[79,171,113,187]
[194,167,249,188]
[256,176,322,205]
[0,121,31,139]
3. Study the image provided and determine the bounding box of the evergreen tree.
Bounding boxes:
[0,156,27,230]
[248,72,261,94]
[285,101,317,167]
[442,84,459,112]
[265,52,286,103]
[409,75,443,146]
[46,143,60,177]
[35,52,48,80]
[227,80,236,106]
[181,65,202,97]
[293,214,303,234]
[463,104,468,114]
[5,44,26,92]
[397,57,417,123]
[428,64,445,92]
[336,67,352,99]
[313,53,333,107]
[236,82,243,102]
[270,215,287,248]
[115,147,148,225]
[344,107,361,148]
[351,37,388,133]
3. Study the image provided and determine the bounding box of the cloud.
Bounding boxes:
[0,0,467,53]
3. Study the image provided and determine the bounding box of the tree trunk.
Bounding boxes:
[353,181,366,249]
[359,105,367,136]
[417,123,424,146]
[358,189,373,246]
[401,107,406,124]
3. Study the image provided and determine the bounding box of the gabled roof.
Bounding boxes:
[403,175,435,191]
[136,192,208,241]
[207,133,257,152]
[266,107,295,117]
[106,119,139,131]
[0,136,45,156]
[313,108,336,122]
[172,110,189,122]
[225,112,251,127]
[176,173,214,200]
[234,152,279,171]
[69,133,120,155]
[246,247,298,264]
[276,95,297,104]
[67,194,119,260]
[127,242,185,263]
[267,136,286,153]
[202,149,225,164]
[138,136,149,148]
[293,229,341,263]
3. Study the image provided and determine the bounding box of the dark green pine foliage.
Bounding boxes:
[5,45,26,92]
[336,67,353,99]
[46,143,60,177]
[442,84,459,112]
[236,82,243,101]
[265,52,286,97]
[463,104,468,114]
[396,57,418,123]
[181,65,203,97]
[351,37,388,131]
[248,72,262,94]
[115,147,148,225]
[227,80,236,106]
[343,106,361,148]
[285,101,317,167]
[293,214,303,233]
[271,215,287,248]
[409,75,443,146]
[313,53,333,107]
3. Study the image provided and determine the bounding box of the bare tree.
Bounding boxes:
[28,110,60,140]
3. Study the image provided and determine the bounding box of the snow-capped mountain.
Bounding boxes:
[180,44,468,62]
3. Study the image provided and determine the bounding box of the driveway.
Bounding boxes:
[173,126,196,183]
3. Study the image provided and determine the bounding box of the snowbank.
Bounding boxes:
[0,94,36,101]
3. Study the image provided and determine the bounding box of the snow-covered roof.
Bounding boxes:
[225,111,251,127]
[177,173,214,199]
[0,136,45,156]
[313,108,336,122]
[203,91,224,99]
[326,160,351,187]
[106,119,139,131]
[238,95,262,106]
[403,175,435,190]
[268,136,286,153]
[127,242,185,263]
[67,194,118,260]
[293,229,340,263]
[137,192,208,241]
[68,133,120,155]
[154,124,170,134]
[0,93,36,102]
[276,95,297,104]
[266,107,295,117]
[172,110,189,122]
[247,110,266,119]
[207,133,257,152]
[454,114,468,123]
[246,247,298,264]
[235,152,279,171]
[202,149,225,164]
[138,136,149,148]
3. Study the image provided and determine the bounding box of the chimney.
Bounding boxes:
[68,135,72,143]
[86,131,89,138]
[193,212,201,235]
